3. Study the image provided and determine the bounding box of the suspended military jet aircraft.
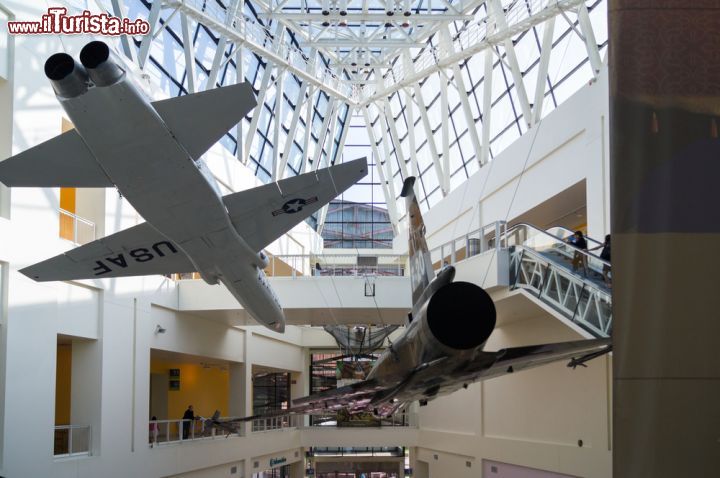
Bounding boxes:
[217,177,611,421]
[0,41,368,333]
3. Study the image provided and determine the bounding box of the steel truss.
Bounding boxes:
[100,0,604,223]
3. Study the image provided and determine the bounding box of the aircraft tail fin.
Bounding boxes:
[211,410,221,421]
[152,81,257,161]
[401,177,436,305]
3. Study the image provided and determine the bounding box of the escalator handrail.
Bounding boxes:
[504,222,611,267]
[545,225,605,248]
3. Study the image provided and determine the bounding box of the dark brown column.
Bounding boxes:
[609,2,720,476]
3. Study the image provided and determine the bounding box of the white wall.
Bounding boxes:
[415,312,612,478]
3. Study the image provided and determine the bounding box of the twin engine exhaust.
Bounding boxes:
[44,41,125,99]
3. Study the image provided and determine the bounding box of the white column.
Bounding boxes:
[71,340,102,455]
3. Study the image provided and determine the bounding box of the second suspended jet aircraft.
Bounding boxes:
[222,177,611,420]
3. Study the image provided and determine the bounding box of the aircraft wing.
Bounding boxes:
[20,222,195,281]
[475,337,612,379]
[255,339,611,419]
[222,157,368,251]
[0,129,113,187]
[397,338,613,403]
[152,81,257,161]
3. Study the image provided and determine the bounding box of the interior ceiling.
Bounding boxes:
[258,0,477,90]
[116,0,606,232]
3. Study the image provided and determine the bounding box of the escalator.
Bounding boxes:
[503,224,612,338]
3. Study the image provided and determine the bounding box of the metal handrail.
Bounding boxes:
[545,225,604,248]
[504,222,610,267]
[53,424,91,457]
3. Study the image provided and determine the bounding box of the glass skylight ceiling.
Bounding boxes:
[106,0,607,235]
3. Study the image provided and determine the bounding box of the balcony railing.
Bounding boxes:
[59,208,96,245]
[53,425,91,458]
[269,254,408,278]
[251,414,305,432]
[149,418,244,447]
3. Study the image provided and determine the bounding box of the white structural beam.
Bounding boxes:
[301,86,317,173]
[383,99,409,178]
[166,0,352,103]
[377,108,400,216]
[362,108,399,234]
[452,63,482,166]
[243,62,276,164]
[278,81,310,179]
[359,0,584,106]
[272,68,285,180]
[532,16,556,126]
[313,98,337,171]
[480,48,494,165]
[490,0,532,129]
[110,0,138,63]
[439,71,450,193]
[259,13,474,22]
[413,81,446,196]
[235,45,245,162]
[180,12,197,93]
[576,3,602,77]
[301,39,425,48]
[403,88,419,177]
[137,0,162,69]
[333,106,354,165]
[323,103,340,168]
[316,105,352,234]
[206,0,241,89]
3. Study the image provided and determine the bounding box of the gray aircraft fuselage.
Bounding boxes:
[56,50,285,331]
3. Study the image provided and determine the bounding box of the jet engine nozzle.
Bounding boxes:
[80,41,125,87]
[425,281,496,350]
[44,53,89,99]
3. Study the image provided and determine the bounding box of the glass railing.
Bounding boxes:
[308,411,415,428]
[267,254,408,278]
[149,417,243,447]
[428,221,508,272]
[173,253,409,280]
[53,425,91,458]
[59,208,96,245]
[504,223,610,281]
[309,446,406,457]
[251,414,304,432]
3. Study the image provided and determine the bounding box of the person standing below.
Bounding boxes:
[567,230,588,276]
[591,234,611,287]
[182,405,195,440]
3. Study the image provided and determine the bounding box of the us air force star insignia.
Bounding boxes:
[272,196,319,216]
